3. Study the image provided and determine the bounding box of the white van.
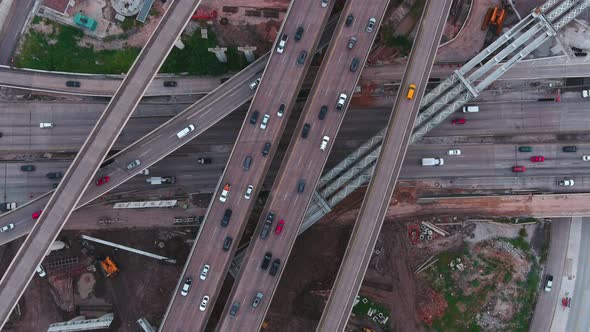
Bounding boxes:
[421,158,444,166]
[40,122,54,128]
[462,106,479,113]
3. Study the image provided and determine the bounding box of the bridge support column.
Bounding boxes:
[238,46,257,63]
[208,46,228,63]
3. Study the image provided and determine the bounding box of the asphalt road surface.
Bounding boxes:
[216,0,391,329]
[158,0,335,330]
[0,0,35,65]
[0,0,204,325]
[4,96,590,151]
[530,218,570,332]
[566,218,590,332]
[317,0,452,330]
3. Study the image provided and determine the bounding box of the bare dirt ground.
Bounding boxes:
[5,229,189,331]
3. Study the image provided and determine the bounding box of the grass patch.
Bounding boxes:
[508,263,540,331]
[17,24,140,73]
[410,0,426,19]
[16,23,249,75]
[381,26,413,54]
[160,31,247,75]
[503,271,513,283]
[352,295,390,327]
[32,16,42,25]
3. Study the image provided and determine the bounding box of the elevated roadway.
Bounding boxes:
[0,0,204,325]
[216,0,391,329]
[158,0,336,330]
[3,55,590,97]
[317,0,452,329]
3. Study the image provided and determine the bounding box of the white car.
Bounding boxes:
[36,265,47,277]
[320,136,330,151]
[582,90,590,98]
[260,113,270,130]
[544,275,553,292]
[365,17,376,33]
[139,168,150,175]
[40,122,54,128]
[176,124,195,139]
[321,0,328,7]
[219,184,231,202]
[336,93,347,111]
[244,185,254,200]
[276,34,288,53]
[249,77,261,90]
[200,264,210,281]
[180,277,192,296]
[583,155,590,161]
[0,223,15,232]
[199,295,210,311]
[558,179,574,186]
[447,149,461,156]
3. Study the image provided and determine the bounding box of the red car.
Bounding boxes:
[530,156,545,162]
[452,118,466,125]
[32,210,43,219]
[512,166,526,172]
[275,220,285,235]
[95,176,110,186]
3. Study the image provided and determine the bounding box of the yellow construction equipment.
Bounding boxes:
[99,256,119,277]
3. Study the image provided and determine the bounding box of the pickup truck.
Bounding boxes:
[260,211,276,239]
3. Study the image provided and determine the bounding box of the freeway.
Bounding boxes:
[6,94,590,244]
[0,0,204,325]
[3,93,590,151]
[216,0,391,329]
[158,0,336,330]
[317,0,452,330]
[3,54,590,96]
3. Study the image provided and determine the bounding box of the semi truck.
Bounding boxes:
[146,176,176,185]
[421,158,444,166]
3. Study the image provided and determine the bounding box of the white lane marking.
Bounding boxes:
[138,148,153,158]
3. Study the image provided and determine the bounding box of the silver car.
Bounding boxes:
[0,223,15,232]
[199,295,210,311]
[127,159,141,170]
[366,17,376,33]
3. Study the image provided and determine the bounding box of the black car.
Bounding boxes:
[345,14,354,27]
[350,58,360,72]
[20,165,35,172]
[296,50,307,66]
[250,110,260,125]
[243,156,253,170]
[295,26,304,41]
[221,209,232,227]
[223,236,233,251]
[46,172,63,179]
[229,302,240,317]
[318,105,328,120]
[260,211,276,239]
[197,157,212,164]
[297,180,305,193]
[563,146,577,152]
[163,81,177,87]
[65,81,80,87]
[262,142,271,156]
[261,252,272,270]
[301,123,311,138]
[269,259,281,276]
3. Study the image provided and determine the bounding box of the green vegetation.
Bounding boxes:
[519,227,528,238]
[410,0,427,19]
[509,263,540,331]
[160,31,247,75]
[540,223,551,264]
[428,239,538,332]
[17,24,140,73]
[16,21,248,75]
[381,27,413,54]
[352,295,390,327]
